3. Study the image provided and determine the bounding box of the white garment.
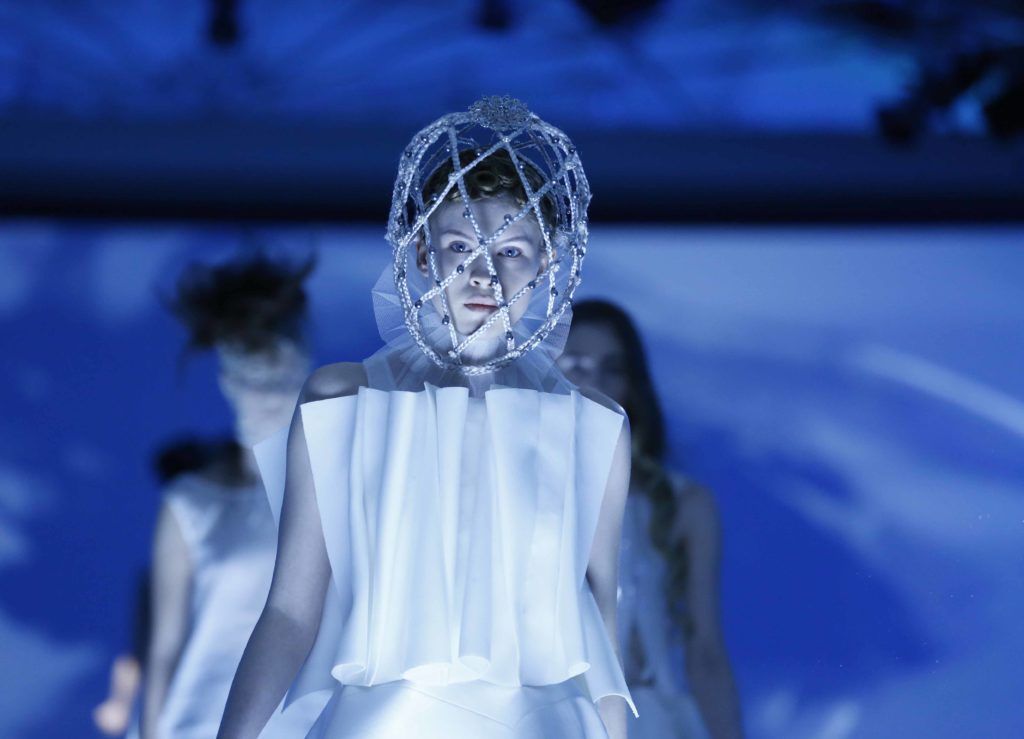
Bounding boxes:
[617,493,710,739]
[305,678,608,739]
[157,474,320,739]
[254,383,637,736]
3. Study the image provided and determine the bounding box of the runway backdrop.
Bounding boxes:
[1,221,1023,738]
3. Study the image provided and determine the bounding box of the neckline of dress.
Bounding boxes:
[175,470,263,497]
[298,381,584,410]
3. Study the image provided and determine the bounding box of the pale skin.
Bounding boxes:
[141,349,307,739]
[560,321,744,739]
[93,653,143,736]
[218,198,632,739]
[421,195,549,359]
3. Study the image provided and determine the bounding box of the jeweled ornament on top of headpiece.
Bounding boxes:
[468,96,534,130]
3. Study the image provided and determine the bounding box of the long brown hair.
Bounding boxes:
[570,300,688,622]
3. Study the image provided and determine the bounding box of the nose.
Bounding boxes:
[468,255,490,287]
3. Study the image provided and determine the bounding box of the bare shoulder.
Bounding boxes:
[671,475,721,536]
[300,361,367,403]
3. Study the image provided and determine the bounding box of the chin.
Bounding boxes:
[452,314,490,337]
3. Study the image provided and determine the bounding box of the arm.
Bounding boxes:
[140,503,192,739]
[217,372,342,739]
[674,483,744,739]
[93,653,142,736]
[586,415,632,739]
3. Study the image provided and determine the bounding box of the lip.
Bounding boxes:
[464,301,498,313]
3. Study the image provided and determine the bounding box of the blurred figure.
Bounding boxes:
[139,254,316,739]
[94,437,235,737]
[558,299,744,739]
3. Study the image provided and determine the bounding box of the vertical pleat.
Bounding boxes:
[454,393,494,675]
[297,395,365,683]
[431,386,465,627]
[525,392,575,683]
[379,391,453,681]
[366,390,407,679]
[259,384,632,715]
[343,389,373,681]
[486,389,540,681]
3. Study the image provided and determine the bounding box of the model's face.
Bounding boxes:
[420,196,548,352]
[218,341,309,446]
[559,321,629,406]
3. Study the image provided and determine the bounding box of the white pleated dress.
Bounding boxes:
[255,383,637,737]
[156,474,322,739]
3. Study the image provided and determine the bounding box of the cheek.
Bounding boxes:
[504,262,541,321]
[497,255,540,290]
[428,252,465,306]
[433,247,456,274]
[438,265,470,303]
[434,248,482,284]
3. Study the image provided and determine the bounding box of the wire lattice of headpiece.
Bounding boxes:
[386,95,591,376]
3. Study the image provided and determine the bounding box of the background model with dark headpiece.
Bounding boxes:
[139,253,321,739]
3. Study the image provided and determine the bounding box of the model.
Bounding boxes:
[218,97,636,739]
[560,299,743,739]
[140,254,319,738]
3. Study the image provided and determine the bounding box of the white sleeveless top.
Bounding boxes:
[157,475,277,737]
[254,383,637,718]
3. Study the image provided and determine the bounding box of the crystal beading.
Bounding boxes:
[386,96,591,375]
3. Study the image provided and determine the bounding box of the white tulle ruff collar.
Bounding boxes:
[365,265,573,395]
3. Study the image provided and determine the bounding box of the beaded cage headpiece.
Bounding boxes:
[384,96,591,377]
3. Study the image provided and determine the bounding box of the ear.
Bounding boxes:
[539,244,556,276]
[415,234,430,276]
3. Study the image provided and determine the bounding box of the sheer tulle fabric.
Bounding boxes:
[254,383,637,721]
[367,264,575,396]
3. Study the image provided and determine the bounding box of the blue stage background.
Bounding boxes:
[1,222,1021,738]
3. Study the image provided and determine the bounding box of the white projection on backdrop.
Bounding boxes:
[583,227,1024,739]
[0,462,102,737]
[90,230,188,324]
[1,224,1022,738]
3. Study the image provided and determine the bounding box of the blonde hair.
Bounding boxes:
[422,148,557,234]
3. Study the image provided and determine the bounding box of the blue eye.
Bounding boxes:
[449,242,469,253]
[498,246,522,258]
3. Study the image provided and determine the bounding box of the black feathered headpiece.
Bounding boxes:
[168,253,315,354]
